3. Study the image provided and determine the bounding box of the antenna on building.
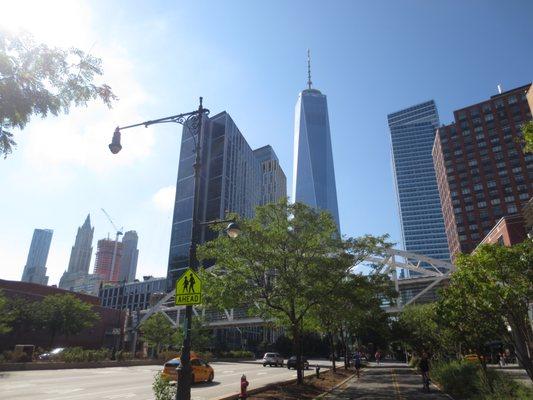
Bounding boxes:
[307,48,312,89]
[497,84,502,94]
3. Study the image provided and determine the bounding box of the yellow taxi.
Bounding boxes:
[161,353,214,384]
[463,354,484,363]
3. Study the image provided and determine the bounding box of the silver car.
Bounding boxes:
[262,352,283,367]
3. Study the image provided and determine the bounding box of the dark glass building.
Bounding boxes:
[388,101,450,264]
[167,112,285,288]
[433,84,533,259]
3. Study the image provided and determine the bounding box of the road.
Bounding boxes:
[0,359,329,400]
[324,362,452,400]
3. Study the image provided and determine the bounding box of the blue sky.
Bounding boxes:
[1,0,532,285]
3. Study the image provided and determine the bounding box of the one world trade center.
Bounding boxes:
[292,50,340,230]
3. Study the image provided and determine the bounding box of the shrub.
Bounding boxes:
[431,360,479,399]
[430,360,533,400]
[58,347,111,363]
[153,372,176,400]
[217,350,254,359]
[157,350,180,361]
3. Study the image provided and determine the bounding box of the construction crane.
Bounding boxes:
[101,208,124,282]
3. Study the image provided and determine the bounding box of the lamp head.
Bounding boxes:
[225,222,241,239]
[109,127,122,154]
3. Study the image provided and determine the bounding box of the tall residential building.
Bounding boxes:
[167,111,285,287]
[59,215,94,290]
[433,84,532,259]
[118,231,139,283]
[21,229,53,285]
[253,145,287,205]
[93,238,123,282]
[292,53,340,228]
[388,100,450,263]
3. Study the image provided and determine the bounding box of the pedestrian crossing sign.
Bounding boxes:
[175,268,202,305]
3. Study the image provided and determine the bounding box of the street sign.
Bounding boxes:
[175,268,202,305]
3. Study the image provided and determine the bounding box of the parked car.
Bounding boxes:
[262,352,284,367]
[38,347,65,360]
[287,356,309,370]
[162,354,214,383]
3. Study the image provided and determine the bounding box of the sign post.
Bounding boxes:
[175,268,202,306]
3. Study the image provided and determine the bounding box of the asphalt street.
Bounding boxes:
[0,359,330,400]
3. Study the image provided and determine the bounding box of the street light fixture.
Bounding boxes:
[109,98,209,400]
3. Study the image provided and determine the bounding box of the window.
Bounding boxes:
[519,193,529,200]
[507,204,517,213]
[478,201,487,208]
[504,195,515,202]
[508,95,517,104]
[462,188,471,194]
[474,184,483,191]
[491,198,501,205]
[484,113,494,122]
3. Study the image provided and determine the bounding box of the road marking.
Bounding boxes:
[104,394,136,399]
[222,370,235,373]
[390,369,404,400]
[257,372,268,375]
[43,388,84,395]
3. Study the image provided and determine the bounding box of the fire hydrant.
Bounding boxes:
[239,374,249,399]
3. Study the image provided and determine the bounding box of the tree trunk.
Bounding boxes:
[339,326,349,369]
[477,352,494,393]
[292,323,304,384]
[328,332,337,372]
[508,320,533,382]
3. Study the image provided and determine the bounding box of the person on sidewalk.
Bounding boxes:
[375,350,382,365]
[353,350,362,378]
[419,351,431,393]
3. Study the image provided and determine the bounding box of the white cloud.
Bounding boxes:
[152,186,176,213]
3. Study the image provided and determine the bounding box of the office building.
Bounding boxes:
[118,231,139,283]
[433,84,533,258]
[98,276,166,311]
[21,229,53,285]
[292,54,340,228]
[167,111,285,287]
[93,238,123,282]
[59,215,94,290]
[253,145,287,205]
[388,101,450,263]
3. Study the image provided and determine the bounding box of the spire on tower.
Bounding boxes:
[307,48,312,89]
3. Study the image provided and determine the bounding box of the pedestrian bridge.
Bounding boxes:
[136,247,454,330]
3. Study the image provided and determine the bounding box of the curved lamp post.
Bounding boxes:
[109,97,238,400]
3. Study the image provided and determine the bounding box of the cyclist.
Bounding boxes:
[419,351,430,392]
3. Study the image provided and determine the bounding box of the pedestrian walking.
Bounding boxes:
[375,350,381,365]
[353,350,362,378]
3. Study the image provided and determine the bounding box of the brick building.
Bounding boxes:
[433,84,533,259]
[0,279,124,351]
[479,214,527,246]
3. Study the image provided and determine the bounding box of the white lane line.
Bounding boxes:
[43,388,84,395]
[104,394,136,399]
[257,372,268,375]
[221,370,235,374]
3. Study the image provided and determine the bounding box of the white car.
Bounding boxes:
[262,352,283,367]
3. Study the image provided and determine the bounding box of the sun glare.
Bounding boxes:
[1,0,91,48]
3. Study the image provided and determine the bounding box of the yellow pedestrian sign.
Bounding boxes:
[175,268,202,305]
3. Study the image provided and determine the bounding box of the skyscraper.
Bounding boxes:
[292,51,340,228]
[93,238,123,282]
[388,100,450,263]
[253,145,287,205]
[119,230,139,282]
[167,111,285,287]
[21,228,53,285]
[59,214,94,290]
[433,84,532,259]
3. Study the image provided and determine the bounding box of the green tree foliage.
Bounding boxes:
[522,121,533,153]
[0,291,12,335]
[141,313,176,356]
[40,294,99,347]
[198,199,386,383]
[5,297,41,334]
[394,303,454,356]
[0,29,117,157]
[440,242,533,383]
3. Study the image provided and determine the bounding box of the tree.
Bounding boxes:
[522,121,533,153]
[198,199,386,383]
[0,291,12,335]
[440,242,533,383]
[40,294,99,347]
[0,29,117,157]
[140,313,176,356]
[5,297,42,334]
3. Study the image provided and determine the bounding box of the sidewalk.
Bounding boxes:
[323,362,452,400]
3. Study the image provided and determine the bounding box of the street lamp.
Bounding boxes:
[109,98,209,400]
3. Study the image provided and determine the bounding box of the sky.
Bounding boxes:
[1,0,532,285]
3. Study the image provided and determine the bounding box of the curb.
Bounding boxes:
[0,359,162,371]
[312,370,357,400]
